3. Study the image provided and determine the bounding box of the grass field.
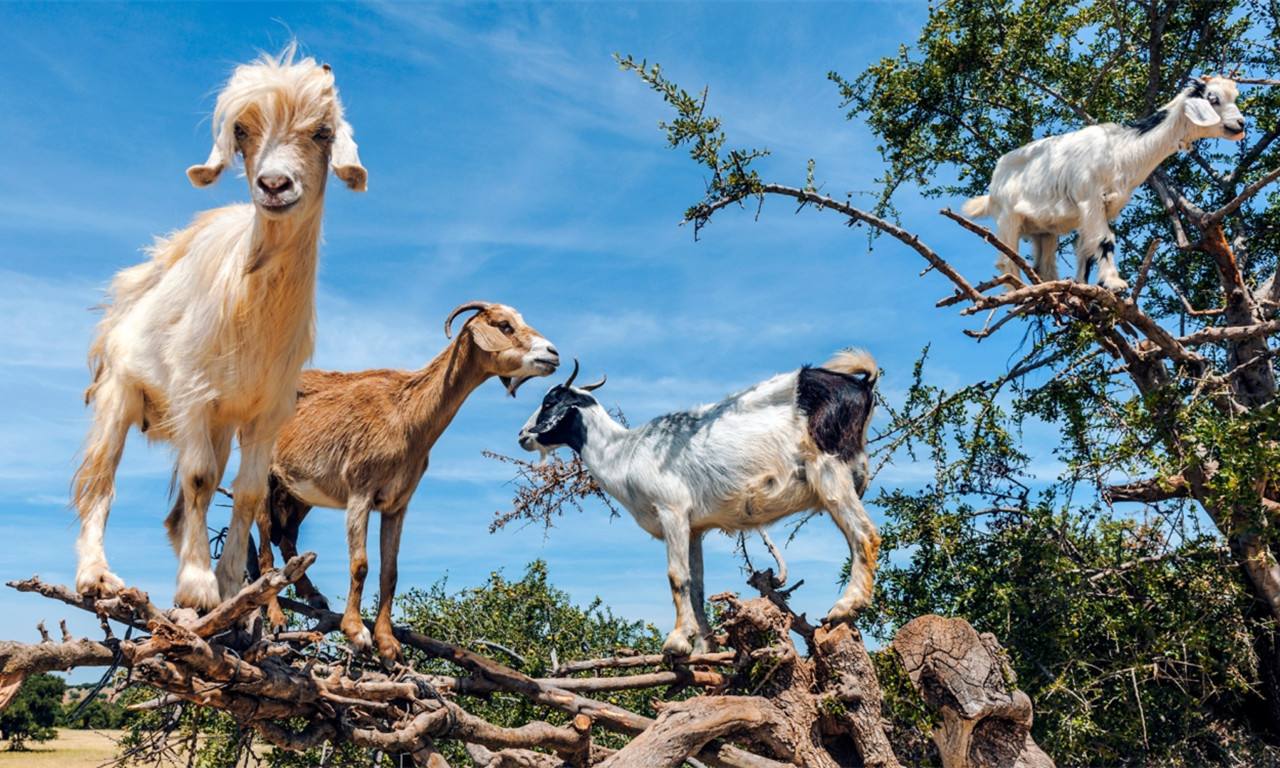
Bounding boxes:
[0,729,123,767]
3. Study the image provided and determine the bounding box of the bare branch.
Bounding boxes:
[1178,319,1280,346]
[940,207,1039,285]
[1204,166,1280,226]
[552,651,735,677]
[1104,475,1190,503]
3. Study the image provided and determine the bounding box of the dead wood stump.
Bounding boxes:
[892,615,1053,768]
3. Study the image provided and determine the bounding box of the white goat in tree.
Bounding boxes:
[518,352,879,656]
[73,46,367,609]
[964,76,1246,291]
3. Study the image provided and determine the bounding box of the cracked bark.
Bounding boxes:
[893,616,1054,768]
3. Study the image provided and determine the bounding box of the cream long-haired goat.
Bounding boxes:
[964,76,1246,291]
[73,45,367,610]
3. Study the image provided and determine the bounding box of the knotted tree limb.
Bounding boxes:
[550,650,734,676]
[892,616,1054,768]
[3,555,800,768]
[813,623,901,768]
[1104,474,1190,503]
[3,552,1060,768]
[598,696,780,768]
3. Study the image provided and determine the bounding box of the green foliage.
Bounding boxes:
[0,673,65,750]
[863,346,1272,765]
[615,54,769,229]
[622,2,1280,762]
[871,649,935,766]
[61,686,132,730]
[398,560,666,760]
[838,0,1279,311]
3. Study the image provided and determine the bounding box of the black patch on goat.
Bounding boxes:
[1128,109,1168,135]
[796,366,874,463]
[529,386,595,453]
[541,408,587,453]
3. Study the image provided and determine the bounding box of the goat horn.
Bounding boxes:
[564,359,580,388]
[581,374,607,392]
[444,301,490,339]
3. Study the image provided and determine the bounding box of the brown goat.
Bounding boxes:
[263,302,559,658]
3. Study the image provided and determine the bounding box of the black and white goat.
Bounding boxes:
[518,351,879,656]
[964,76,1246,291]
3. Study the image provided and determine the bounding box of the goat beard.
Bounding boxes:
[500,375,531,397]
[535,444,554,466]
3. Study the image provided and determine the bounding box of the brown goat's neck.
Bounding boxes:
[401,338,492,448]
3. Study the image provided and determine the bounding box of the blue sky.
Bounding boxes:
[0,2,1059,671]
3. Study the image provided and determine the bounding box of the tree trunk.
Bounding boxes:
[892,615,1054,768]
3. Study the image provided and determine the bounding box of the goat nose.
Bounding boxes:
[257,174,292,194]
[547,345,559,358]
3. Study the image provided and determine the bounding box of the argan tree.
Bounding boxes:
[616,0,1280,762]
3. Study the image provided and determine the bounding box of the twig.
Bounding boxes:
[757,530,787,588]
[552,651,735,677]
[1130,238,1161,303]
[939,207,1039,285]
[1204,166,1280,226]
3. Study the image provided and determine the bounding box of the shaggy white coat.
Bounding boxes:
[73,45,367,610]
[964,77,1245,291]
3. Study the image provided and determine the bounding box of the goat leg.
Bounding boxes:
[276,518,328,609]
[255,511,287,630]
[341,496,374,652]
[658,508,698,657]
[373,507,407,660]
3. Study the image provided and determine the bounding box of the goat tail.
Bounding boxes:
[822,348,878,386]
[962,194,990,219]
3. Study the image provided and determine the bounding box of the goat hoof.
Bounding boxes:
[76,567,125,598]
[375,633,402,662]
[1102,278,1129,293]
[175,567,221,611]
[825,596,869,625]
[343,622,373,653]
[662,631,694,658]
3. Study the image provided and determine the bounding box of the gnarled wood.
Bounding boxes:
[893,616,1053,768]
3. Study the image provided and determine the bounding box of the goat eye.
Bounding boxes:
[233,123,248,142]
[1208,94,1220,105]
[313,125,334,142]
[498,322,514,334]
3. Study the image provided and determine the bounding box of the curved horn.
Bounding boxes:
[443,301,490,339]
[581,373,607,392]
[563,359,580,388]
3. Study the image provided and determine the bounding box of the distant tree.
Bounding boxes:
[0,673,64,750]
[62,690,130,730]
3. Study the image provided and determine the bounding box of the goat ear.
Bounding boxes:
[1184,97,1221,127]
[187,123,234,187]
[469,323,511,353]
[331,119,367,192]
